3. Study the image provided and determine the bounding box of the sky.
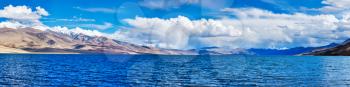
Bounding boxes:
[0,0,350,50]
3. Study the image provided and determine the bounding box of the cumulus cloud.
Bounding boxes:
[114,16,242,49]
[114,8,350,49]
[221,8,341,48]
[0,5,51,30]
[0,5,49,25]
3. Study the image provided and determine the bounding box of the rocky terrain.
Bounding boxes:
[0,28,197,55]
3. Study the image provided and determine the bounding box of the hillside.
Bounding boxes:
[0,45,29,53]
[305,40,350,56]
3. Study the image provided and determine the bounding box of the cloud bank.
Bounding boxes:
[114,8,350,49]
[114,16,241,49]
[2,2,350,50]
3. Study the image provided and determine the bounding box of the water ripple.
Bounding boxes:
[0,55,349,86]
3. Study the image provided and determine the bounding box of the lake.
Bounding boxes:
[0,54,349,86]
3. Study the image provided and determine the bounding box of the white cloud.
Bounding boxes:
[0,5,106,37]
[50,26,105,37]
[114,8,349,49]
[317,0,350,14]
[35,6,49,16]
[221,8,340,48]
[74,7,115,13]
[0,5,49,25]
[114,16,242,49]
[81,22,113,30]
[0,21,27,29]
[0,5,52,30]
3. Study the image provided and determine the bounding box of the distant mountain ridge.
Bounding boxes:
[249,43,339,55]
[194,43,338,56]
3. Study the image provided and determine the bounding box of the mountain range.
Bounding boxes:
[194,43,338,56]
[0,28,196,55]
[249,43,339,55]
[0,27,348,56]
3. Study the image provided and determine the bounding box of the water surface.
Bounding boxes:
[0,54,349,86]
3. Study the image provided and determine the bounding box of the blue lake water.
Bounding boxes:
[0,54,350,86]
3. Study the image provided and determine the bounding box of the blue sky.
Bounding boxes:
[0,0,326,33]
[1,0,350,49]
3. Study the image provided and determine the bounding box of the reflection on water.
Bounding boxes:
[0,54,350,86]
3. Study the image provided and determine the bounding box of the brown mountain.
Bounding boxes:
[0,28,197,55]
[305,40,350,56]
